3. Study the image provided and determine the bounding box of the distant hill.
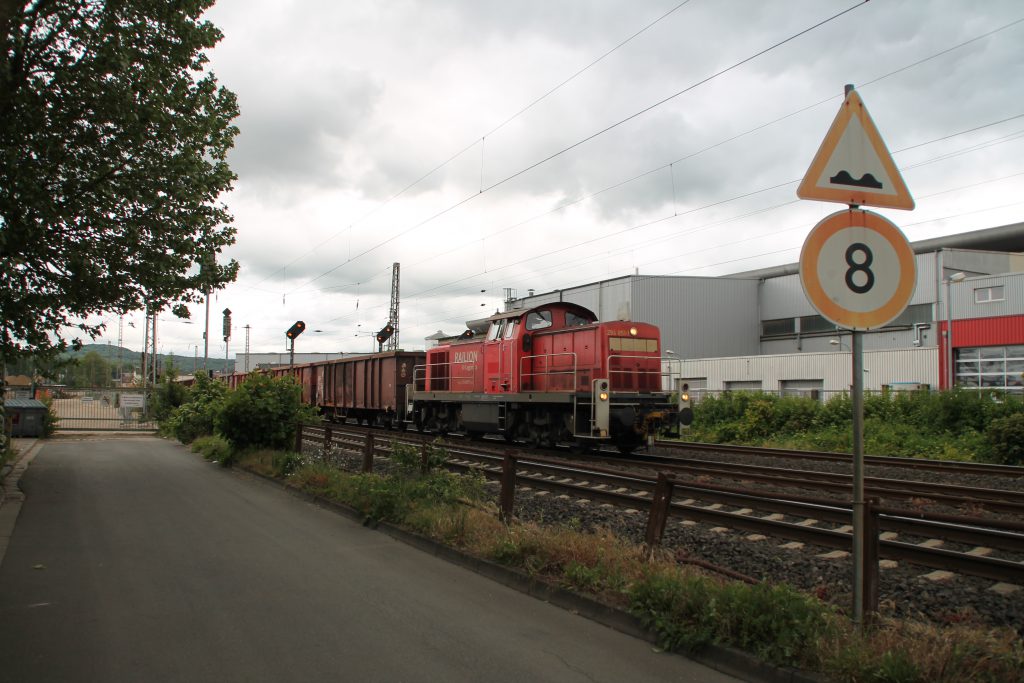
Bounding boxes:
[68,344,234,375]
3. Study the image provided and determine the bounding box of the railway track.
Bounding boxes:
[298,424,1024,591]
[655,439,1024,478]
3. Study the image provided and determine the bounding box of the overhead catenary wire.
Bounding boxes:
[286,1,869,297]
[331,121,1024,329]
[245,0,697,293]
[290,14,1023,302]
[319,112,1024,317]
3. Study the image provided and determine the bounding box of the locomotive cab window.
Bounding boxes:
[526,310,552,331]
[565,311,594,327]
[503,319,518,339]
[487,320,504,341]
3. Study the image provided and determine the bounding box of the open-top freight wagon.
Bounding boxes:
[232,351,425,428]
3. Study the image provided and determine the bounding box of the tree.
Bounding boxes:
[69,350,112,387]
[0,0,240,446]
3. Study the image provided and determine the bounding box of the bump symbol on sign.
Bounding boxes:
[797,88,914,210]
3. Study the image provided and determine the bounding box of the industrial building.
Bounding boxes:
[508,221,1024,398]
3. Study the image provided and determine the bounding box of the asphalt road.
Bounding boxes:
[0,437,740,683]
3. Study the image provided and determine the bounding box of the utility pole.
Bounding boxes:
[142,307,150,388]
[244,324,251,372]
[151,309,158,386]
[203,288,210,370]
[117,316,124,384]
[387,262,400,351]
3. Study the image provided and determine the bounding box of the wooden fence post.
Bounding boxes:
[862,496,881,620]
[323,425,333,456]
[294,423,303,454]
[362,432,375,473]
[644,472,675,550]
[420,438,429,474]
[499,452,517,523]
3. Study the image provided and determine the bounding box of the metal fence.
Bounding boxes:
[46,388,157,431]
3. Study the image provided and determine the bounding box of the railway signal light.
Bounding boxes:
[222,308,232,342]
[376,322,394,344]
[286,320,306,339]
[678,382,694,427]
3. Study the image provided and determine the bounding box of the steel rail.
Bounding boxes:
[625,458,1024,514]
[657,440,1024,477]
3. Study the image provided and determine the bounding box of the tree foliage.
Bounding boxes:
[0,0,240,360]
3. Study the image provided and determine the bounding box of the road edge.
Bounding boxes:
[0,439,45,567]
[229,460,829,683]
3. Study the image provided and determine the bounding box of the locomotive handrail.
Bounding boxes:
[412,364,427,392]
[606,353,666,392]
[520,351,578,393]
[417,357,478,391]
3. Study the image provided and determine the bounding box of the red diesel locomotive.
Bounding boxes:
[221,302,690,453]
[409,301,691,453]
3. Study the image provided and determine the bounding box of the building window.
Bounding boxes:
[887,303,931,326]
[974,286,1005,303]
[955,345,1024,392]
[780,379,823,400]
[725,380,762,392]
[799,315,834,334]
[761,318,795,337]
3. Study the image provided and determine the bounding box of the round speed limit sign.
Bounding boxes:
[799,209,916,330]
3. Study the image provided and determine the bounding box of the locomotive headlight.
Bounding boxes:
[629,327,638,336]
[599,391,609,401]
[681,393,690,402]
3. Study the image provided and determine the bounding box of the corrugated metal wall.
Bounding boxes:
[632,275,759,360]
[675,347,939,393]
[948,271,1024,320]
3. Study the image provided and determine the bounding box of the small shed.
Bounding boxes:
[6,398,47,438]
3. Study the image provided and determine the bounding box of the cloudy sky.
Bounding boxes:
[92,0,1024,362]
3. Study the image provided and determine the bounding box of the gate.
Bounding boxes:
[50,387,157,432]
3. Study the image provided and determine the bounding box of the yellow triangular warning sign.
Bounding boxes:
[797,89,914,210]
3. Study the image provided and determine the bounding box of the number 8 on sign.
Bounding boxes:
[799,209,916,331]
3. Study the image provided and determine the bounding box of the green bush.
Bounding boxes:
[151,365,188,422]
[214,374,318,451]
[686,389,1024,461]
[162,373,229,444]
[389,439,448,474]
[40,394,59,437]
[984,413,1024,465]
[190,435,234,466]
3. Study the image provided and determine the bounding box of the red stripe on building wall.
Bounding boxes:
[938,314,1024,389]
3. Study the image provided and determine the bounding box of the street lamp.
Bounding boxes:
[829,337,850,352]
[944,272,966,389]
[664,349,681,394]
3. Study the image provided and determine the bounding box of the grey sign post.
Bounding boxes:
[797,84,916,626]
